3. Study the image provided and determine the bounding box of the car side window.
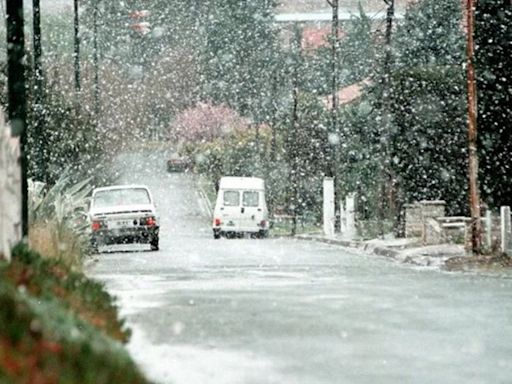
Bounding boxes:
[242,191,259,207]
[223,191,240,206]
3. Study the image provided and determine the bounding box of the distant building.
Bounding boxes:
[274,8,405,50]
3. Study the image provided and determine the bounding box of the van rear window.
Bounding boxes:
[243,191,259,207]
[223,191,240,206]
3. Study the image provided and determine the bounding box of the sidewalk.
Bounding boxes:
[295,232,466,269]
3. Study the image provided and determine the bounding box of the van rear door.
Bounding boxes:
[239,190,262,230]
[219,190,241,229]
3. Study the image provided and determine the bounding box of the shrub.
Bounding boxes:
[28,171,93,267]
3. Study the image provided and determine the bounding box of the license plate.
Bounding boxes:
[227,221,235,227]
[110,220,134,228]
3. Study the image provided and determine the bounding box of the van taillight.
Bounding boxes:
[145,216,156,227]
[214,218,221,226]
[260,220,266,228]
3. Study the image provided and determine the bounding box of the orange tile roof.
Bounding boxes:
[323,79,373,108]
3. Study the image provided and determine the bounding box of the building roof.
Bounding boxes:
[323,79,373,109]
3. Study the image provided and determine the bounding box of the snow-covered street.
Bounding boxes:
[87,153,512,384]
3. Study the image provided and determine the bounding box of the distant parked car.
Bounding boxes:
[89,185,160,252]
[167,156,189,172]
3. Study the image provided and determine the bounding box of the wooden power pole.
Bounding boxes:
[326,0,340,231]
[33,0,45,183]
[74,0,81,92]
[465,0,482,254]
[93,0,100,119]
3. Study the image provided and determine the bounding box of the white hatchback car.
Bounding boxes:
[89,185,160,252]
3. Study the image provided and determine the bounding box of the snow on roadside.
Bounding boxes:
[128,328,289,384]
[395,244,466,268]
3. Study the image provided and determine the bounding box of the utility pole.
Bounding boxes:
[74,0,81,92]
[33,0,44,182]
[289,26,302,237]
[326,0,340,231]
[465,0,482,254]
[327,0,339,155]
[93,0,100,119]
[7,0,28,238]
[377,0,395,237]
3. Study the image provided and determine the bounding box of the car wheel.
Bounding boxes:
[150,237,159,251]
[90,238,100,254]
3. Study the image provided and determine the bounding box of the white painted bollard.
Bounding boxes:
[484,210,492,251]
[339,200,347,234]
[323,177,335,237]
[0,132,6,261]
[501,206,511,255]
[0,115,22,263]
[345,193,356,240]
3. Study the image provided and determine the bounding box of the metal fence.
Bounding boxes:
[0,114,22,262]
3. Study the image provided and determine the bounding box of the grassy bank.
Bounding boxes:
[0,244,150,384]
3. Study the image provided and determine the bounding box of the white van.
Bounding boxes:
[212,176,269,239]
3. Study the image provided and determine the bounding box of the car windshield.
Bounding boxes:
[93,188,151,208]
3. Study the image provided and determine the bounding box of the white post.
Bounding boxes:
[323,177,335,237]
[484,210,492,251]
[501,206,511,255]
[345,193,356,240]
[0,130,6,261]
[339,198,347,234]
[0,113,22,262]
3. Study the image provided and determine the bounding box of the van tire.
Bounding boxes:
[213,230,221,239]
[258,230,269,239]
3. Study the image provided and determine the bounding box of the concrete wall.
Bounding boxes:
[0,115,22,262]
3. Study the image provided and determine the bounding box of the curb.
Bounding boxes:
[195,177,213,218]
[296,235,402,260]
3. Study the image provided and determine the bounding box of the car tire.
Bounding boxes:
[150,237,159,251]
[90,238,100,254]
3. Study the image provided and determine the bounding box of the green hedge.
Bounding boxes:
[0,245,151,384]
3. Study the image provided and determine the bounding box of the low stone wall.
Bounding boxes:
[405,200,446,239]
[0,115,22,262]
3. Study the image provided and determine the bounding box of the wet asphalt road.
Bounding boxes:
[87,153,512,384]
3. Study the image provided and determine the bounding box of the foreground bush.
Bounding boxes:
[28,173,93,268]
[0,244,150,384]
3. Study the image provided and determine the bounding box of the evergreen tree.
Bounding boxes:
[475,0,512,208]
[383,0,468,215]
[200,0,277,121]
